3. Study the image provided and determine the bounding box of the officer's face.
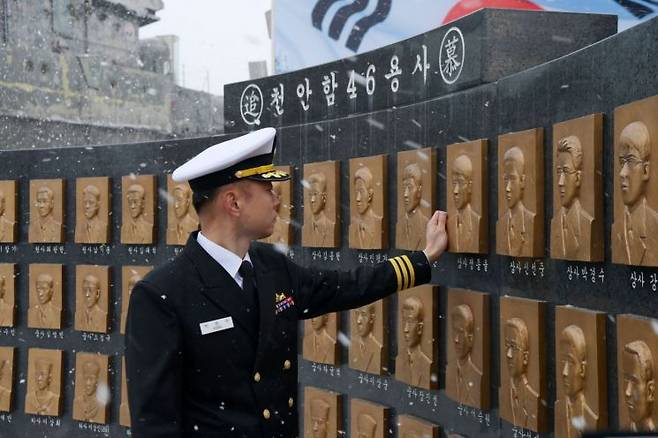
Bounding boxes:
[557,152,580,208]
[560,338,585,397]
[505,325,526,378]
[623,350,654,424]
[619,145,649,207]
[36,190,54,218]
[503,160,523,209]
[354,179,371,215]
[83,193,100,220]
[238,180,280,240]
[403,177,421,214]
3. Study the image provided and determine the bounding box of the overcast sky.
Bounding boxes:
[140,1,272,96]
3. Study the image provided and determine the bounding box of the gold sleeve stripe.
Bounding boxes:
[388,257,403,291]
[391,256,410,290]
[401,255,416,288]
[398,257,411,289]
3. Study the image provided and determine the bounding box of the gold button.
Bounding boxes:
[263,409,270,419]
[283,360,291,370]
[254,372,261,382]
[288,397,294,408]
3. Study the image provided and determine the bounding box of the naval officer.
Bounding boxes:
[125,127,449,437]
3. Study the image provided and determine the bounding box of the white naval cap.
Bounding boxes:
[172,127,290,192]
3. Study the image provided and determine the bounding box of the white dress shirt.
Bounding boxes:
[196,232,252,289]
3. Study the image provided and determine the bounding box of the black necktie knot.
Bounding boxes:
[239,261,254,281]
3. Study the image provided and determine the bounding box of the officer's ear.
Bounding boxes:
[220,186,241,216]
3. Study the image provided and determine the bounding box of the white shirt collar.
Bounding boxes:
[196,232,252,288]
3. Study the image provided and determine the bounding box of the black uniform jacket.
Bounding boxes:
[125,232,431,438]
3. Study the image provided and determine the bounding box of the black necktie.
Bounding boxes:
[238,261,260,327]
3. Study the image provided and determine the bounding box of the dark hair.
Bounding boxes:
[192,187,221,215]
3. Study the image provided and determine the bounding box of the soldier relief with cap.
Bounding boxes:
[125,127,448,437]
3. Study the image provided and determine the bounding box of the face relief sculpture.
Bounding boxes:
[356,412,377,438]
[0,189,13,242]
[0,275,11,327]
[350,303,383,373]
[616,121,658,265]
[450,304,483,406]
[167,183,197,245]
[502,147,536,256]
[452,154,482,252]
[32,186,61,242]
[555,325,598,437]
[80,361,101,421]
[553,136,595,260]
[310,398,330,438]
[396,296,432,388]
[80,185,106,243]
[351,166,383,249]
[26,358,58,415]
[623,340,656,432]
[77,273,107,333]
[29,273,60,328]
[304,313,336,364]
[397,163,428,250]
[122,180,154,244]
[307,172,333,246]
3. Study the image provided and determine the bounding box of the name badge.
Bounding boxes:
[199,317,234,335]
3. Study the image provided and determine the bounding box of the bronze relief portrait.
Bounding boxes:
[28,264,63,330]
[120,357,131,427]
[0,346,14,412]
[349,154,387,249]
[121,265,152,334]
[550,114,604,262]
[74,265,110,333]
[349,298,387,375]
[72,353,109,424]
[303,312,339,365]
[0,264,16,327]
[445,288,490,410]
[397,414,439,438]
[0,180,17,243]
[351,398,388,438]
[302,161,340,248]
[304,386,341,438]
[617,313,658,432]
[496,128,545,258]
[447,140,488,254]
[75,177,111,244]
[29,179,65,243]
[121,175,156,244]
[260,165,293,246]
[395,285,437,389]
[554,306,607,438]
[612,94,658,267]
[25,348,63,416]
[166,175,198,245]
[499,296,548,433]
[396,148,436,251]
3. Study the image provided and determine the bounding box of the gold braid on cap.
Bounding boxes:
[234,164,276,178]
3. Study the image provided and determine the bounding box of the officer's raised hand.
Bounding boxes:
[423,210,448,263]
